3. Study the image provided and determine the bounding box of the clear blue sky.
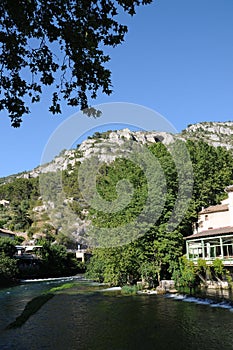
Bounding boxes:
[1,0,233,177]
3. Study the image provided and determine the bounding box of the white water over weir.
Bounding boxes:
[166,293,233,311]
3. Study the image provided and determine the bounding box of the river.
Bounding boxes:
[0,277,233,350]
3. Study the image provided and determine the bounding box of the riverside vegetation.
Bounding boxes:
[1,135,233,288]
[0,237,84,287]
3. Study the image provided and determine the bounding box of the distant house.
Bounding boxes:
[0,199,10,207]
[0,228,15,240]
[0,228,27,241]
[185,185,233,266]
[15,245,42,258]
[67,244,92,263]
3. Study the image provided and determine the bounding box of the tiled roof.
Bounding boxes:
[185,226,233,240]
[199,204,228,214]
[0,228,15,235]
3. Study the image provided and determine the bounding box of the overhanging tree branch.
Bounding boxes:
[0,0,152,127]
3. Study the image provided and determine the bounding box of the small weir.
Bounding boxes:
[166,293,233,311]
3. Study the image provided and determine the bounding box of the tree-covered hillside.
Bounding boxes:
[0,135,233,285]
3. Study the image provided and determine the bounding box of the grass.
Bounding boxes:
[48,282,77,293]
[121,285,138,295]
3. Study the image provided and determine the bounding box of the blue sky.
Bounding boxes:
[1,0,233,177]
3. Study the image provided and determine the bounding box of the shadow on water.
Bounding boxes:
[4,279,106,330]
[6,293,54,329]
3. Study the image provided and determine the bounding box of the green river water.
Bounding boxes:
[0,277,233,350]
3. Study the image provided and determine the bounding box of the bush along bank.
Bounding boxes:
[173,256,233,292]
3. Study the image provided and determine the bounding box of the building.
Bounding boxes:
[0,228,15,239]
[0,228,27,241]
[0,199,10,207]
[185,185,233,266]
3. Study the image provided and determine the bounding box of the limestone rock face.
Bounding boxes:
[181,121,233,150]
[26,150,77,177]
[75,130,176,166]
[20,129,176,177]
[15,122,233,180]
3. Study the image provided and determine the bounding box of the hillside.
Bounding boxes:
[0,121,233,248]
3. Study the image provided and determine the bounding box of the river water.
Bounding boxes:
[0,277,233,350]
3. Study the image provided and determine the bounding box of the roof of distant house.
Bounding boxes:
[0,228,15,236]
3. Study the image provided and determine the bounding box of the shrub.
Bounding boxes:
[121,285,138,295]
[0,254,18,286]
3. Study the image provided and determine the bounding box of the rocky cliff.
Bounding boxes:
[3,121,233,181]
[25,122,233,177]
[180,121,233,150]
[24,129,176,177]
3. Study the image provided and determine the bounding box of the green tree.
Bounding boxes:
[178,140,233,237]
[0,177,39,203]
[0,0,152,127]
[39,241,82,277]
[0,238,18,286]
[212,259,224,280]
[86,244,141,286]
[10,200,33,231]
[0,237,17,257]
[86,142,188,285]
[40,242,68,276]
[0,254,18,286]
[173,256,197,289]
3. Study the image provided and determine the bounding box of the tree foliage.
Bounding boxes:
[172,256,197,289]
[0,237,18,286]
[0,177,39,203]
[0,177,39,231]
[0,254,18,286]
[0,237,16,257]
[177,140,233,237]
[38,240,84,277]
[86,244,141,286]
[86,141,233,285]
[0,0,152,126]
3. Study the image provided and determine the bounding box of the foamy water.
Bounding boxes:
[166,293,233,312]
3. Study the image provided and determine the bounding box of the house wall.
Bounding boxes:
[0,231,15,239]
[198,210,231,232]
[196,187,233,232]
[228,191,233,226]
[187,187,233,266]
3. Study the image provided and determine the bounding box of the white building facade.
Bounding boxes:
[186,185,233,266]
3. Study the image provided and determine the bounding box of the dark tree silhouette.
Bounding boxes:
[0,0,152,127]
